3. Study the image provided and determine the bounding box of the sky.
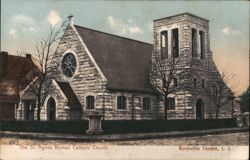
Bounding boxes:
[1,0,249,95]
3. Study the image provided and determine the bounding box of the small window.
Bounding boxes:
[194,78,197,88]
[117,96,126,109]
[167,97,175,110]
[86,96,94,109]
[160,31,168,59]
[173,78,178,88]
[172,28,179,58]
[143,97,151,110]
[202,79,205,88]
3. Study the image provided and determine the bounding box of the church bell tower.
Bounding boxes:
[151,13,232,119]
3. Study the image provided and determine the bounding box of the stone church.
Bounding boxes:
[17,13,233,120]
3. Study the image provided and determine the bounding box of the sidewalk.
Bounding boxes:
[0,127,248,141]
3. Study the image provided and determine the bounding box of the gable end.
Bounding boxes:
[70,24,107,82]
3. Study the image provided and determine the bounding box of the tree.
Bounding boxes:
[20,21,67,121]
[212,69,238,119]
[150,51,182,120]
[239,86,249,113]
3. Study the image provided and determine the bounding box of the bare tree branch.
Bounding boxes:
[211,67,238,119]
[18,20,68,121]
[151,50,183,119]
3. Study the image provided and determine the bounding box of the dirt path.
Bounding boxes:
[1,132,249,146]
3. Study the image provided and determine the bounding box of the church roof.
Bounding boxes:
[74,25,156,93]
[56,81,82,109]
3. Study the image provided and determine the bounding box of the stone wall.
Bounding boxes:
[99,91,158,120]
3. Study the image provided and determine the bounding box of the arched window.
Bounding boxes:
[117,96,126,109]
[202,79,205,88]
[47,97,56,121]
[167,97,175,110]
[196,98,204,119]
[172,28,179,58]
[173,78,178,88]
[199,31,205,59]
[86,96,95,109]
[143,97,151,110]
[192,28,198,58]
[160,31,168,59]
[194,78,197,88]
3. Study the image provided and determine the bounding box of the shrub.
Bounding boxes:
[0,120,88,134]
[102,118,237,134]
[0,118,237,134]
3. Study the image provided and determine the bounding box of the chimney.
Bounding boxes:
[26,54,32,60]
[68,14,74,26]
[0,51,8,78]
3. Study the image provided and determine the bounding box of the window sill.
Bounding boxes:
[167,109,176,112]
[86,108,95,110]
[116,109,127,111]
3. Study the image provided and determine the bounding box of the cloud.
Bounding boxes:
[9,15,36,38]
[107,16,143,35]
[15,15,34,25]
[222,26,240,35]
[9,28,17,38]
[47,10,61,26]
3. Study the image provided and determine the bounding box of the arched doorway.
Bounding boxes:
[196,98,204,119]
[47,97,56,120]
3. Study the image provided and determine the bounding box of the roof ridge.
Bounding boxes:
[153,12,209,22]
[56,81,68,84]
[7,54,28,59]
[74,25,153,46]
[55,80,82,108]
[7,54,37,66]
[154,12,209,22]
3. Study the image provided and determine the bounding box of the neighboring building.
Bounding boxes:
[0,52,36,120]
[16,13,233,121]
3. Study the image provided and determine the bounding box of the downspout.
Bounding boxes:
[230,96,235,117]
[102,91,105,121]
